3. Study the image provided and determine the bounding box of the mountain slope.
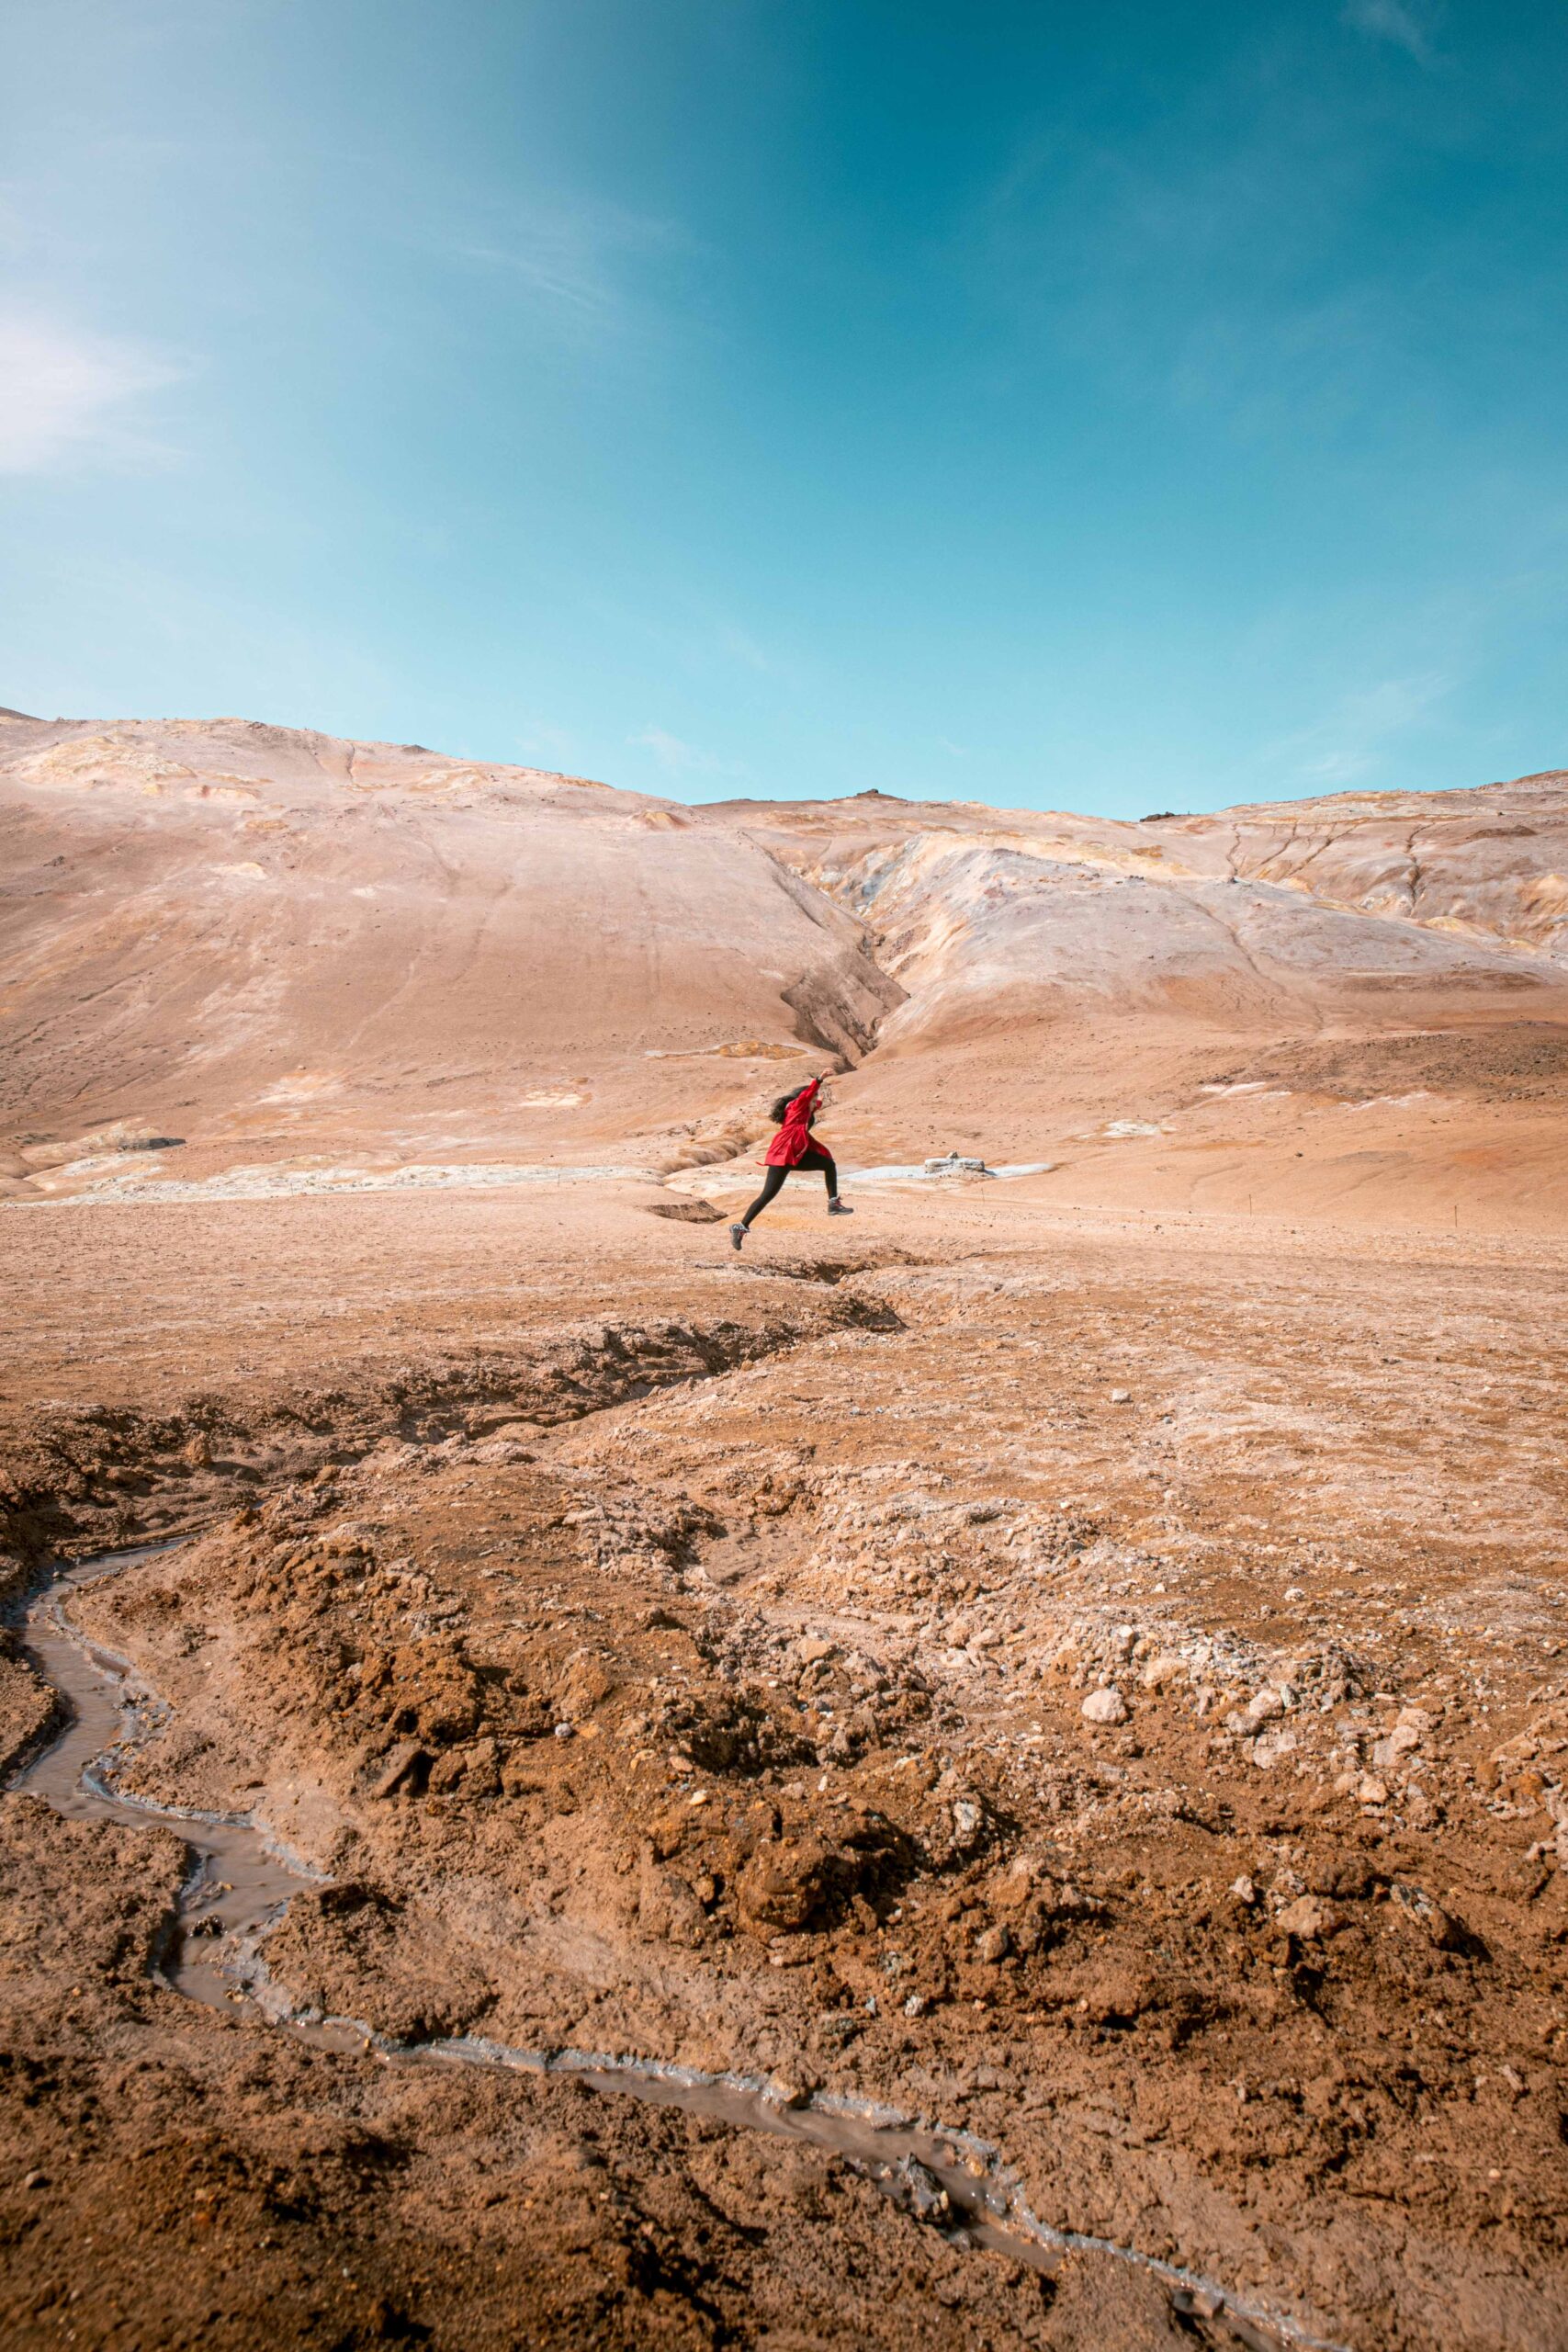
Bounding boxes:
[0,714,896,1179]
[702,786,1568,1174]
[4,712,1566,1222]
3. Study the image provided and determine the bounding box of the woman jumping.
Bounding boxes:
[730,1073,852,1249]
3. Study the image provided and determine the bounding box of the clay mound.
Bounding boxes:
[0,714,897,1175]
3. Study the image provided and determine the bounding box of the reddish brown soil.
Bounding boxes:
[3,1186,1566,2349]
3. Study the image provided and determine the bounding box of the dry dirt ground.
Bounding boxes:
[3,1181,1567,2351]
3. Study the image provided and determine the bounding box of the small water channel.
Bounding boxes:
[12,1543,331,2015]
[9,1543,1343,2352]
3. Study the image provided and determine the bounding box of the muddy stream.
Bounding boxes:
[9,1544,1346,2352]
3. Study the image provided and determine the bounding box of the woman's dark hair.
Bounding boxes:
[770,1085,810,1124]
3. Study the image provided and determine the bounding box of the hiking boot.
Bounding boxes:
[827,1198,853,1216]
[729,1222,747,1250]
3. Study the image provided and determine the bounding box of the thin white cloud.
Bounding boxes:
[0,314,180,473]
[1268,672,1450,788]
[629,724,739,779]
[447,227,618,320]
[1341,0,1435,64]
[440,198,693,345]
[515,722,576,764]
[716,621,773,673]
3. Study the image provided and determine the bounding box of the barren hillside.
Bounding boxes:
[5,712,1565,1227]
[0,714,893,1190]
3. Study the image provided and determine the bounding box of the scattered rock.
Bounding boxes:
[1392,1883,1463,1949]
[738,1837,840,1932]
[890,2155,951,2220]
[367,1740,430,1800]
[1139,1652,1186,1690]
[637,1858,709,1947]
[989,1858,1038,1910]
[427,1736,502,1798]
[1173,2286,1227,2324]
[1082,1686,1129,1725]
[468,1437,535,1465]
[950,1797,984,1845]
[1372,1722,1422,1770]
[763,2073,815,2109]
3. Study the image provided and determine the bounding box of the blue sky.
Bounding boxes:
[2,1,1564,815]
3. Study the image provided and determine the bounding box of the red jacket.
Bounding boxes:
[764,1078,824,1168]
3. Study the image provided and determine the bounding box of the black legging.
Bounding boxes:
[741,1144,838,1227]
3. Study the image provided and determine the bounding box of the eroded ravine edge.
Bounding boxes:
[6,1541,1351,2352]
[0,1290,907,1573]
